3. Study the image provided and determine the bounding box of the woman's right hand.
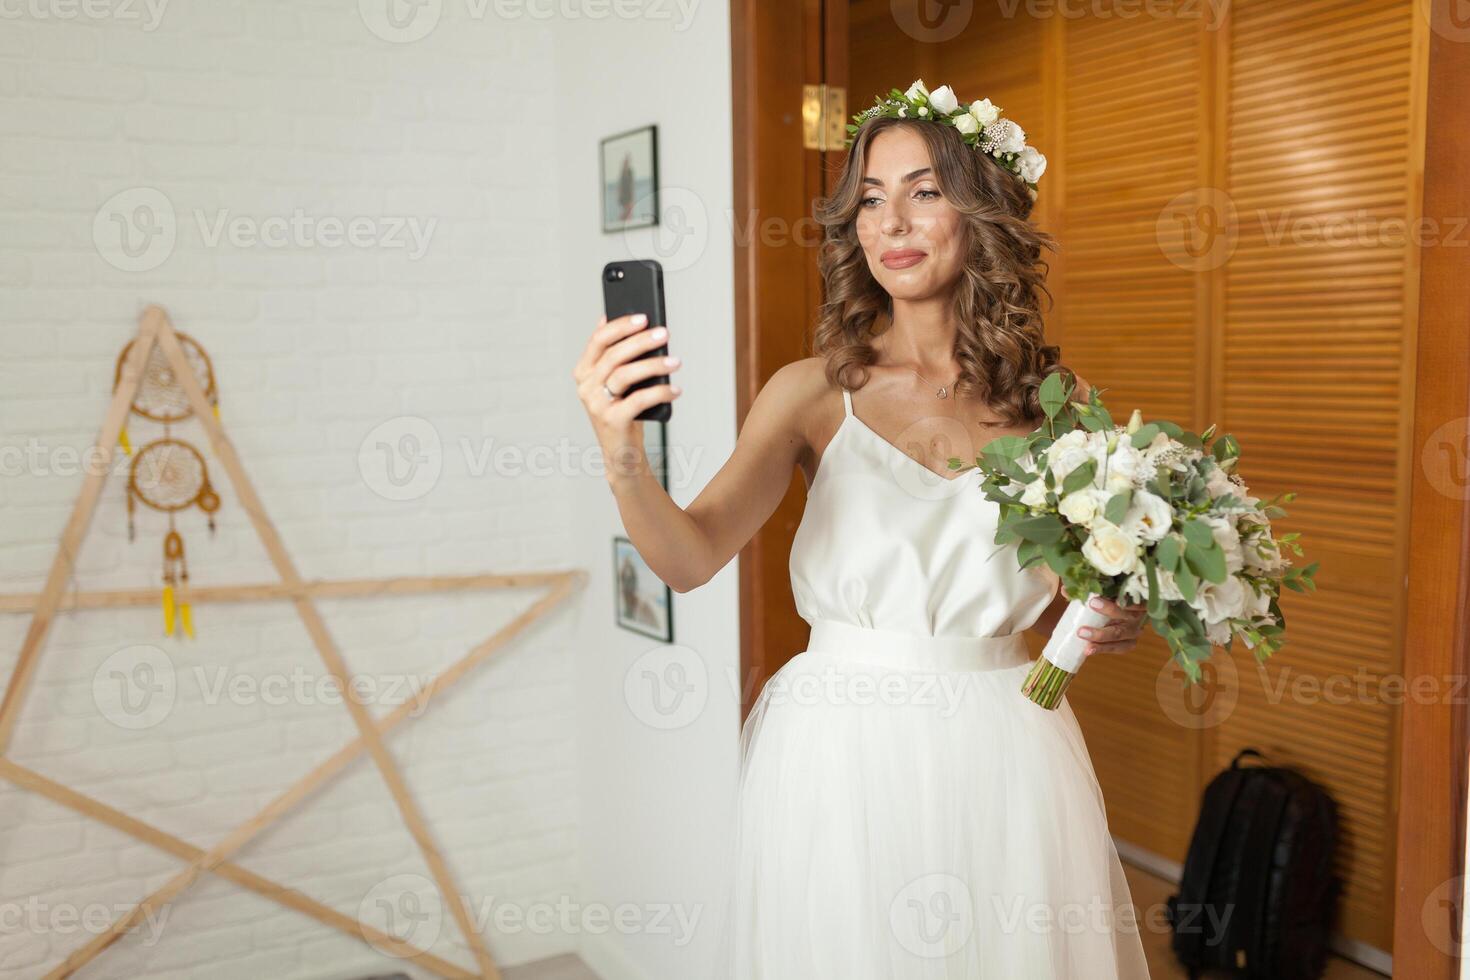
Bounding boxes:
[572,312,682,481]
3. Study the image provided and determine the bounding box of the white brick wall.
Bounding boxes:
[0,2,582,977]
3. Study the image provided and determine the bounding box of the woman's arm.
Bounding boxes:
[574,312,817,593]
[615,360,815,593]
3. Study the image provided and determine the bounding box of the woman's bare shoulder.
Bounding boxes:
[762,356,833,406]
[758,357,840,426]
[745,357,839,453]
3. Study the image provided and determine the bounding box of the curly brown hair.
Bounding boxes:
[811,115,1076,427]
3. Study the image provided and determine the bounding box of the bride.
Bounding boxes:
[573,80,1151,979]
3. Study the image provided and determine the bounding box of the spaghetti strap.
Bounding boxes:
[841,387,853,418]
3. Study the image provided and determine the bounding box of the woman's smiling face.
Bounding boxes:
[855,125,968,303]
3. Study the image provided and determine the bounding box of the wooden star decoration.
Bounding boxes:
[0,306,587,978]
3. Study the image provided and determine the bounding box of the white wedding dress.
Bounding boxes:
[716,387,1151,979]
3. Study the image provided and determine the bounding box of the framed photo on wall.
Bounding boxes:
[613,535,673,643]
[600,124,659,233]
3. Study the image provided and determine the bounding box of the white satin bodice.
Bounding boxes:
[789,387,1060,639]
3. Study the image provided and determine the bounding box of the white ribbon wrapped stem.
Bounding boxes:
[1040,591,1113,673]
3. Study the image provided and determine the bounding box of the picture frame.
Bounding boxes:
[613,535,673,643]
[600,124,659,233]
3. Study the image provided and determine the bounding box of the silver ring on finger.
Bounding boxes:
[603,382,619,401]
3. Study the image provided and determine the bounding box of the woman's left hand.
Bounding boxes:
[1078,596,1148,656]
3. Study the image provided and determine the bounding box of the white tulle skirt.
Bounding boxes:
[713,619,1151,980]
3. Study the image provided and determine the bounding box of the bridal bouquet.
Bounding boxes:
[954,374,1318,709]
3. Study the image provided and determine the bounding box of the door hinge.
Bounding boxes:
[802,84,848,151]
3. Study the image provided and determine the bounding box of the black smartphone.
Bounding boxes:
[601,259,671,423]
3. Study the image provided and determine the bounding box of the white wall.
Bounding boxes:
[0,2,599,977]
[554,4,742,980]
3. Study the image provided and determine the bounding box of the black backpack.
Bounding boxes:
[1166,748,1342,980]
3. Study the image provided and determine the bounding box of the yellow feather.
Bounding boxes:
[162,585,176,636]
[119,427,131,455]
[181,603,195,638]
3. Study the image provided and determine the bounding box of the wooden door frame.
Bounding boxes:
[729,0,840,721]
[1392,3,1470,976]
[730,1,1469,969]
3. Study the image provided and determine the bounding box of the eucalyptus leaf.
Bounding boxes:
[981,435,1031,462]
[1042,540,1071,576]
[1039,373,1068,419]
[1175,560,1198,602]
[1061,460,1097,495]
[1129,423,1161,449]
[1156,534,1181,571]
[1144,558,1165,618]
[1181,519,1214,551]
[1011,514,1065,544]
[1185,541,1228,584]
[1105,490,1133,525]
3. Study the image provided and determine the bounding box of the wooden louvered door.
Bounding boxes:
[843,0,1429,960]
[1046,0,1427,958]
[1210,0,1427,955]
[1043,3,1216,872]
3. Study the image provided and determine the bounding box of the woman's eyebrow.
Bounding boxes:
[862,167,932,187]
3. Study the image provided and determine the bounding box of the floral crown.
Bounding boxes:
[846,79,1047,198]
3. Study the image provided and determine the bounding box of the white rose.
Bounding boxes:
[1058,487,1111,528]
[1202,514,1245,573]
[928,85,959,115]
[953,113,979,136]
[1052,429,1087,453]
[1016,146,1047,183]
[1190,574,1246,625]
[1102,442,1147,493]
[1048,431,1096,484]
[1082,521,1141,576]
[1020,476,1050,508]
[905,79,929,101]
[969,98,1001,127]
[1120,489,1173,542]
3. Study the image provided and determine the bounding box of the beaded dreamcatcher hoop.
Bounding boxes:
[112,331,222,638]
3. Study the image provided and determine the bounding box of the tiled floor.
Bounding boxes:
[502,867,1388,980]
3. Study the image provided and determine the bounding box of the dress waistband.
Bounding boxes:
[805,618,1033,672]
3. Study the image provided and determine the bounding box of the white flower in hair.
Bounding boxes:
[928,85,959,114]
[969,98,1001,127]
[845,79,1046,192]
[980,118,1026,156]
[1017,146,1048,183]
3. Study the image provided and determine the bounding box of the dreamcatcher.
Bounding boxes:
[113,332,222,638]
